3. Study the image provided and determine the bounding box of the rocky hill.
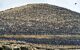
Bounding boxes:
[0,3,80,35]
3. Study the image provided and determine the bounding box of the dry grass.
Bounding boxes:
[0,35,80,39]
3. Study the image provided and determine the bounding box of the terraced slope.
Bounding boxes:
[0,3,80,35]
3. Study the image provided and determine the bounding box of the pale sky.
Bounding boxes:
[0,0,80,13]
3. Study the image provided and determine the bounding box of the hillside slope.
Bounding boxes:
[0,3,80,35]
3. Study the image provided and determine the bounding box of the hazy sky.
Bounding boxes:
[0,0,80,13]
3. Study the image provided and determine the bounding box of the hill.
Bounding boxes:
[0,3,80,35]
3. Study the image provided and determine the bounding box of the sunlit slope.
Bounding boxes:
[0,3,80,34]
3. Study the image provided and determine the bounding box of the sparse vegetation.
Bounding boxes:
[0,4,80,35]
[0,3,80,50]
